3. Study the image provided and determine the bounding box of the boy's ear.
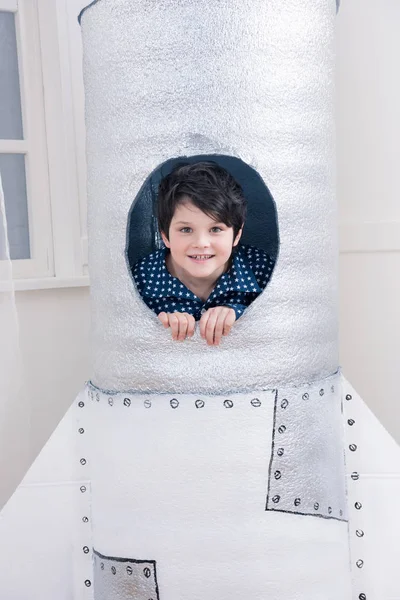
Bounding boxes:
[161,230,171,248]
[233,226,244,247]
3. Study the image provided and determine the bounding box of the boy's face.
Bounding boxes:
[161,198,242,281]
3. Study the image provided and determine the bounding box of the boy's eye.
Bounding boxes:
[179,226,224,233]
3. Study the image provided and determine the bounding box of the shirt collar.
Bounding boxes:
[144,248,198,300]
[145,244,261,299]
[213,245,262,296]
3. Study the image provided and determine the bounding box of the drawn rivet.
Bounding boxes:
[302,393,309,400]
[348,419,355,426]
[274,470,282,480]
[170,398,179,409]
[82,516,89,523]
[78,428,85,434]
[251,398,261,407]
[84,580,91,587]
[314,502,319,510]
[224,399,233,408]
[278,425,286,434]
[80,458,87,465]
[127,566,133,575]
[277,448,284,457]
[355,502,362,510]
[144,399,152,408]
[346,394,352,401]
[143,567,151,578]
[280,399,289,409]
[80,486,86,493]
[319,389,325,396]
[356,559,364,569]
[331,385,335,393]
[349,444,357,452]
[272,495,280,504]
[356,529,364,538]
[359,594,367,600]
[111,566,116,575]
[339,509,343,516]
[96,393,100,402]
[83,546,89,554]
[123,398,131,407]
[195,399,205,409]
[328,507,332,514]
[108,397,114,406]
[294,498,301,507]
[78,402,84,408]
[100,562,104,570]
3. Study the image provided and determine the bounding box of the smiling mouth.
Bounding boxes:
[188,255,214,261]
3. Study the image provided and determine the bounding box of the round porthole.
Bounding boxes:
[126,154,279,278]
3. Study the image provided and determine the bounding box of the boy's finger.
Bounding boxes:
[199,311,210,339]
[213,312,226,346]
[205,309,219,346]
[222,309,236,335]
[169,313,180,340]
[186,314,196,338]
[158,312,170,328]
[176,313,188,341]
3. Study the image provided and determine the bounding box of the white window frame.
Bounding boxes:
[1,0,89,289]
[65,0,89,277]
[0,0,54,281]
[36,0,89,286]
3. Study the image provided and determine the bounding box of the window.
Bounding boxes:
[0,0,53,280]
[0,0,89,287]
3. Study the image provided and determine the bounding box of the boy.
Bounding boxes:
[133,161,274,346]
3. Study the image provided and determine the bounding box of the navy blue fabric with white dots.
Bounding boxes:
[132,244,274,321]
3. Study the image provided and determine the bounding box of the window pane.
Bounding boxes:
[0,154,30,259]
[0,11,23,140]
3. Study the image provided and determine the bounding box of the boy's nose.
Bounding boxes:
[193,234,210,248]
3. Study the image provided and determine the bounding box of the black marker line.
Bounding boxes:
[78,0,101,24]
[266,507,348,523]
[86,369,340,398]
[265,389,279,510]
[93,549,157,565]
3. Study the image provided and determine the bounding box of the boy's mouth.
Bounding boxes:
[188,254,214,261]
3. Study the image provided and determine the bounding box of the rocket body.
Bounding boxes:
[81,0,338,394]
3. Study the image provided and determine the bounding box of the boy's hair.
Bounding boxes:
[157,161,247,240]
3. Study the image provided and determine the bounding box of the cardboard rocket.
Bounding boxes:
[0,1,399,599]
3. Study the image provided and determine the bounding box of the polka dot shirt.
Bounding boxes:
[132,243,275,321]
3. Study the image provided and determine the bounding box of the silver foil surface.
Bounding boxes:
[81,0,338,393]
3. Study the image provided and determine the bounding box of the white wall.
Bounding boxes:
[15,286,90,461]
[336,0,400,443]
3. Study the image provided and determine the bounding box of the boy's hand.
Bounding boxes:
[158,311,196,341]
[199,306,236,346]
